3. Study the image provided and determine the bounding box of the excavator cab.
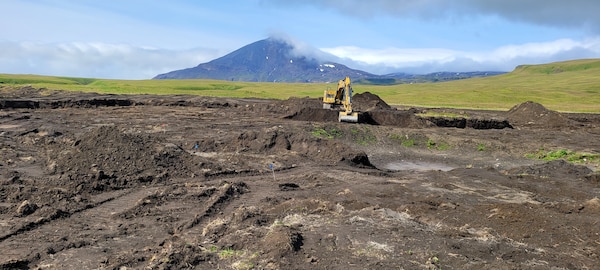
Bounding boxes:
[323,76,359,122]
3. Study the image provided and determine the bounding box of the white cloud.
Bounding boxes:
[490,38,600,60]
[322,46,458,65]
[0,42,223,79]
[268,31,336,62]
[321,38,600,74]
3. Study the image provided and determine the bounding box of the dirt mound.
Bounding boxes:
[507,159,593,179]
[352,91,392,111]
[201,128,294,155]
[282,92,433,128]
[198,126,373,168]
[286,107,429,128]
[271,90,404,127]
[269,97,322,115]
[261,225,304,258]
[283,92,394,123]
[284,107,338,122]
[507,101,571,128]
[48,126,196,191]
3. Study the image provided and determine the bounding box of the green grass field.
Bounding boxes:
[1,58,599,113]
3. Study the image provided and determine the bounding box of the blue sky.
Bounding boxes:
[2,0,599,79]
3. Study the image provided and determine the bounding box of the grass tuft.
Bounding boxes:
[526,148,600,165]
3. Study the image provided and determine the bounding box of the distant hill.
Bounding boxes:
[357,71,506,85]
[512,58,600,75]
[153,38,504,83]
[153,38,375,82]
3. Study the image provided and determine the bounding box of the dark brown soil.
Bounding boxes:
[1,86,599,269]
[507,101,574,128]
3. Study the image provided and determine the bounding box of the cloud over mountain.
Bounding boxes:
[153,38,374,82]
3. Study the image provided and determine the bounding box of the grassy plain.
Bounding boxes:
[1,59,599,112]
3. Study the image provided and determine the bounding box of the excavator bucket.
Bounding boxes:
[338,111,359,123]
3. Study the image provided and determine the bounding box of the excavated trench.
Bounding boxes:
[285,107,513,129]
[424,116,512,129]
[0,98,134,109]
[1,92,513,129]
[279,92,513,129]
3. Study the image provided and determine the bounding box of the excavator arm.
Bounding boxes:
[339,76,353,113]
[323,76,359,122]
[337,76,358,122]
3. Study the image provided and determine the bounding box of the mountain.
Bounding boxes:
[153,37,506,83]
[153,38,375,82]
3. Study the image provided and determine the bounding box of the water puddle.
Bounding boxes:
[383,161,454,172]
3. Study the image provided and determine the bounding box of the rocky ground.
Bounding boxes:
[1,86,599,269]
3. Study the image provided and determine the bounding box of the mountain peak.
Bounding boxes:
[153,38,374,82]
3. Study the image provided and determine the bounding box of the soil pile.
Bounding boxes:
[507,101,571,128]
[507,159,593,179]
[282,92,430,127]
[48,125,197,191]
[283,107,338,122]
[352,91,392,111]
[198,126,373,168]
[250,97,320,115]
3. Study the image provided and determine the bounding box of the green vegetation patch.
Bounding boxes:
[526,148,600,165]
[477,143,486,152]
[389,133,445,149]
[218,247,243,259]
[206,245,258,270]
[309,125,378,146]
[349,126,377,145]
[427,139,450,151]
[311,127,343,139]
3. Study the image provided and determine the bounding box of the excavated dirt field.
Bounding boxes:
[1,86,599,269]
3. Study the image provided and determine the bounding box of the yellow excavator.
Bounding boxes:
[323,76,359,122]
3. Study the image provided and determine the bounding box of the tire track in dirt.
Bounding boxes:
[0,174,254,269]
[31,180,250,268]
[176,182,249,232]
[171,173,287,243]
[0,187,159,268]
[0,189,132,243]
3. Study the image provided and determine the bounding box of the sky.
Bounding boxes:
[1,0,599,79]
